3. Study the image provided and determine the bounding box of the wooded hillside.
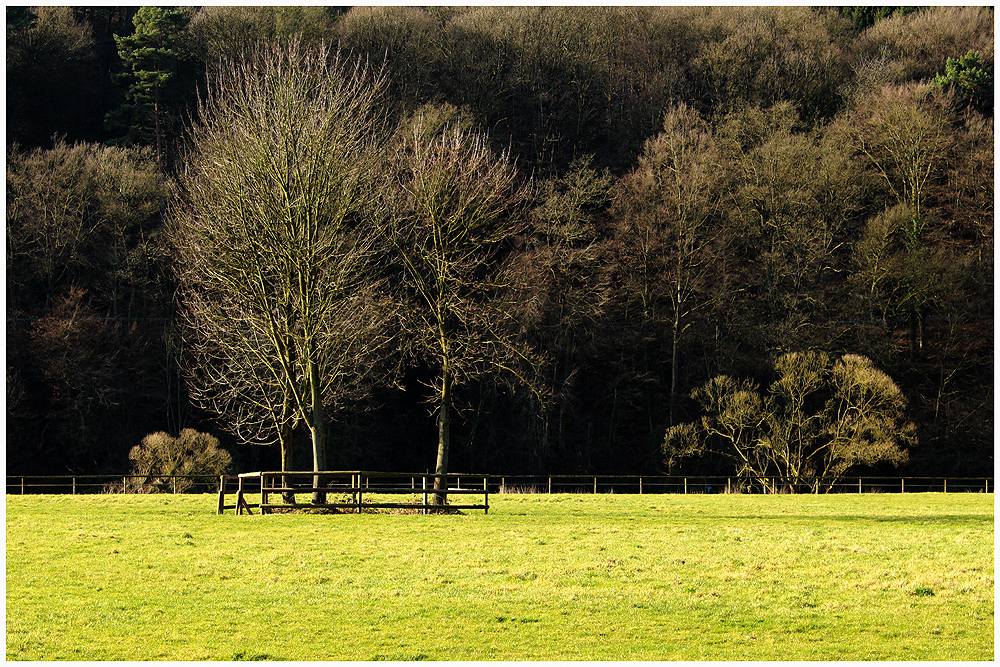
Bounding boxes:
[6,6,993,479]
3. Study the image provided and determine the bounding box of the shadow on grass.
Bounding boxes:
[718,514,990,525]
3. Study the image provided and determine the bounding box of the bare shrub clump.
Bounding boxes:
[129,429,232,493]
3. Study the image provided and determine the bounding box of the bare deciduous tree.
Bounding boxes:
[384,113,529,503]
[851,83,953,235]
[613,104,726,428]
[515,155,615,468]
[171,41,391,503]
[850,83,956,356]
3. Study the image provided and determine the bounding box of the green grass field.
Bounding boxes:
[5,492,993,661]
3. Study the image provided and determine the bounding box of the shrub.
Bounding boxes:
[129,429,232,493]
[664,351,915,493]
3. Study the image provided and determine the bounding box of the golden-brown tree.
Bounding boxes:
[664,351,913,492]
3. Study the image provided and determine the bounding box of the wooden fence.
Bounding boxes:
[493,475,993,495]
[218,471,490,515]
[5,473,993,499]
[5,474,221,495]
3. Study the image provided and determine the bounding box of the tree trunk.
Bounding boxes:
[281,309,298,504]
[908,307,921,360]
[153,82,163,177]
[309,360,327,505]
[310,428,326,505]
[433,363,452,506]
[669,300,681,428]
[280,417,295,505]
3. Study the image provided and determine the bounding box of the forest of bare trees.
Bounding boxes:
[7,6,993,483]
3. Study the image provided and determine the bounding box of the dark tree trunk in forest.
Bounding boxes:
[670,309,681,428]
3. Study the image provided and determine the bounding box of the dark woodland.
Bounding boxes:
[6,6,993,481]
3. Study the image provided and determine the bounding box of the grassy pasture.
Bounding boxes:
[5,492,993,661]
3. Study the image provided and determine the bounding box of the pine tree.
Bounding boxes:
[105,6,188,174]
[933,51,993,114]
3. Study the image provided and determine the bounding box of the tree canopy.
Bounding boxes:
[6,6,992,484]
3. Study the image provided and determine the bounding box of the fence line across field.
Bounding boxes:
[6,474,222,495]
[491,475,993,494]
[5,473,993,496]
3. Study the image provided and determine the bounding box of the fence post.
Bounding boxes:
[901,478,905,493]
[123,476,127,494]
[594,477,597,494]
[859,478,862,494]
[684,478,687,494]
[422,475,427,515]
[21,477,24,495]
[260,473,268,514]
[944,478,947,493]
[548,477,552,494]
[639,477,643,495]
[217,476,226,515]
[237,476,244,515]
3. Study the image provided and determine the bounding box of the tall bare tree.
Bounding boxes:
[613,104,726,428]
[849,83,956,356]
[517,155,615,468]
[170,41,391,503]
[384,112,529,503]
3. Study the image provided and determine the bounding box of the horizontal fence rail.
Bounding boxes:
[488,475,994,495]
[5,474,993,498]
[5,474,223,495]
